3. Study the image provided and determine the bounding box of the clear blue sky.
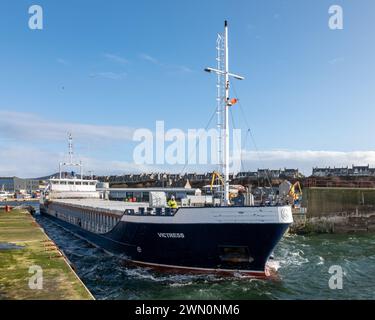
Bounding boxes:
[0,0,375,177]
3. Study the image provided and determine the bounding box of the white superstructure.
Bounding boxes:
[43,134,100,200]
[47,177,99,199]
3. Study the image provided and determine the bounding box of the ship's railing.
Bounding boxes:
[124,207,178,217]
[49,202,121,234]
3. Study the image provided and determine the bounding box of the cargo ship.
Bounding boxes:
[40,21,293,278]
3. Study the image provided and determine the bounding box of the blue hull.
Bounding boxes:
[42,207,289,276]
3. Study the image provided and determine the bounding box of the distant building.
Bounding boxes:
[281,169,301,179]
[236,171,258,179]
[102,168,303,187]
[252,186,278,201]
[257,169,271,179]
[108,187,197,202]
[235,168,302,180]
[279,180,292,198]
[312,167,350,177]
[312,165,375,177]
[0,177,39,192]
[351,165,370,176]
[270,170,281,179]
[312,168,332,177]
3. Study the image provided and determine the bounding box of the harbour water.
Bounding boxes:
[4,202,375,300]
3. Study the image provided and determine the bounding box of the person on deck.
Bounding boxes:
[167,195,178,209]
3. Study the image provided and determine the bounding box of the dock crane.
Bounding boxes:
[210,172,245,202]
[289,181,303,207]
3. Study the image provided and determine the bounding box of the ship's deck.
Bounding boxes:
[52,198,149,216]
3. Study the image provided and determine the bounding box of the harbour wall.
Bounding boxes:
[292,187,375,234]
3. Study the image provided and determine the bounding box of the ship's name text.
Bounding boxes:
[158,233,185,239]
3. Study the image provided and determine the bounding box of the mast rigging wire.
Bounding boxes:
[178,106,218,176]
[231,81,276,196]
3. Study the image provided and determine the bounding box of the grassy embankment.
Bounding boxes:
[0,208,93,300]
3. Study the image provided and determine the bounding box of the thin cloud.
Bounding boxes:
[57,58,70,66]
[0,111,134,142]
[1,111,372,177]
[89,72,127,80]
[140,53,193,73]
[0,145,62,178]
[329,57,345,65]
[173,65,193,73]
[237,150,375,174]
[104,53,129,65]
[247,24,256,30]
[0,145,158,178]
[140,53,159,64]
[164,150,375,175]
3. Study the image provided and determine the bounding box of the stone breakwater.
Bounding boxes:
[291,187,375,234]
[290,212,375,234]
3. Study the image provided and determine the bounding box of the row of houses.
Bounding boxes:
[4,165,373,193]
[106,172,226,184]
[236,168,302,180]
[103,168,302,185]
[312,165,375,177]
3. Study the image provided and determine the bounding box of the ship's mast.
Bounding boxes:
[205,21,244,205]
[223,21,230,205]
[68,133,73,164]
[216,34,224,199]
[59,133,83,182]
